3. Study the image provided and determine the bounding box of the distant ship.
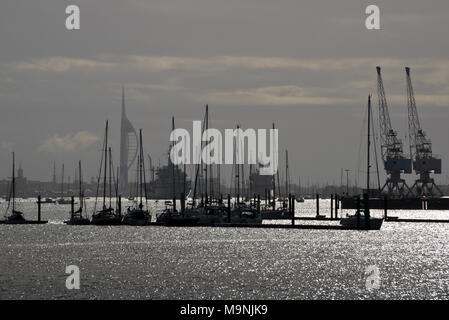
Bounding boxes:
[249,168,272,199]
[147,158,191,200]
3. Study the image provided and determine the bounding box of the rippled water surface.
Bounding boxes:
[1,198,449,299]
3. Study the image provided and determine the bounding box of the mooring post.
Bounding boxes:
[364,193,370,230]
[37,195,41,222]
[330,194,334,219]
[335,194,339,218]
[118,195,122,217]
[288,193,291,214]
[173,193,177,212]
[181,193,185,215]
[384,196,388,220]
[265,188,268,206]
[356,195,361,228]
[71,196,74,219]
[227,194,231,223]
[257,194,261,215]
[292,195,295,225]
[316,193,319,217]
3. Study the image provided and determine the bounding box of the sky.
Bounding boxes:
[1,0,449,187]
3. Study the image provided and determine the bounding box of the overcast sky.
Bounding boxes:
[1,0,449,187]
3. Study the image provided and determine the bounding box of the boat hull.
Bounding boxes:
[340,215,383,230]
[260,210,292,219]
[64,218,90,225]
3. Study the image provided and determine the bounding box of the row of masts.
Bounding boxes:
[166,106,297,212]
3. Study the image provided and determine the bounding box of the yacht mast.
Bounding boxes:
[109,147,113,208]
[367,95,371,195]
[61,164,65,198]
[272,123,276,207]
[78,160,84,217]
[103,121,108,208]
[171,116,176,211]
[12,152,15,212]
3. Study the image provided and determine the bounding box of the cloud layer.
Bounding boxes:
[38,131,100,153]
[6,55,449,107]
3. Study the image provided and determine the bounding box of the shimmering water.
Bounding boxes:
[1,198,449,299]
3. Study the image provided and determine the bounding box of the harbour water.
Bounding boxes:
[1,198,449,299]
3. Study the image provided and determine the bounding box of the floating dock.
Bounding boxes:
[385,217,449,223]
[0,220,48,225]
[144,221,372,230]
[341,196,449,210]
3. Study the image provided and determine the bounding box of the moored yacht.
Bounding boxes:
[65,161,90,225]
[122,129,152,226]
[91,121,122,225]
[340,212,383,230]
[340,95,384,230]
[4,152,27,224]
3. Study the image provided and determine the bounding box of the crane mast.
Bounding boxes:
[405,67,442,197]
[376,66,412,198]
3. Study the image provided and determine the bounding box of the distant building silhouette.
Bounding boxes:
[119,87,138,194]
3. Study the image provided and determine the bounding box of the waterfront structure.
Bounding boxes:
[119,87,138,194]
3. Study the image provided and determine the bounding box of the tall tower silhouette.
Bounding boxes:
[119,87,138,193]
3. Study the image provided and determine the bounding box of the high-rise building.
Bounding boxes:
[119,87,138,193]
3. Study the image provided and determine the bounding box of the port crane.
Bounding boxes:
[405,67,442,197]
[376,66,412,198]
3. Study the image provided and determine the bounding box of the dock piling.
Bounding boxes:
[37,195,41,222]
[288,193,291,212]
[384,196,388,219]
[71,196,74,218]
[118,195,121,217]
[364,193,370,230]
[356,195,361,228]
[173,193,177,212]
[227,194,231,223]
[181,193,185,214]
[292,195,295,225]
[335,194,339,218]
[330,194,334,219]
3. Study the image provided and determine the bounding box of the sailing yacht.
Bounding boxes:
[156,116,199,226]
[122,129,151,226]
[340,95,384,230]
[4,152,27,224]
[91,121,122,225]
[296,178,305,202]
[57,164,71,205]
[64,161,90,225]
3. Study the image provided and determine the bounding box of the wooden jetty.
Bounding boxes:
[385,217,449,223]
[0,220,48,225]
